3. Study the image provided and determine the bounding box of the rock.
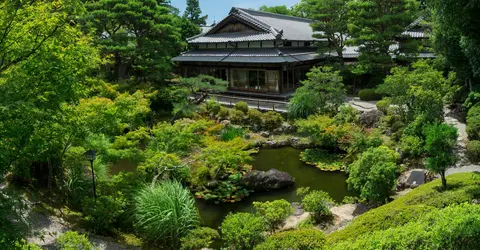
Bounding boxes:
[206,180,218,189]
[273,122,295,135]
[243,133,251,139]
[358,110,384,128]
[397,169,427,190]
[220,120,231,126]
[241,169,295,191]
[263,140,278,148]
[260,131,270,138]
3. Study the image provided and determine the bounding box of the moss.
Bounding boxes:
[327,172,480,245]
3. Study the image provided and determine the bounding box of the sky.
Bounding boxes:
[170,0,299,25]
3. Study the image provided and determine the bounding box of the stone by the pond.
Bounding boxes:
[241,169,295,191]
[260,131,270,138]
[397,169,427,190]
[358,110,384,128]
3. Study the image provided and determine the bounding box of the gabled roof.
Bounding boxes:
[187,7,320,44]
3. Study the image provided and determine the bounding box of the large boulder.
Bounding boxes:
[358,110,384,128]
[397,169,427,190]
[241,169,295,191]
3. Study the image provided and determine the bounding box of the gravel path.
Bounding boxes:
[345,97,378,112]
[444,109,480,176]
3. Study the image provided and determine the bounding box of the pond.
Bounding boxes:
[110,147,353,229]
[196,147,353,229]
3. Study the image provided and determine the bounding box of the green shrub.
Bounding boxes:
[262,111,284,131]
[135,181,200,248]
[466,140,480,163]
[62,146,90,208]
[57,231,95,250]
[253,199,294,231]
[358,89,381,101]
[220,126,245,141]
[466,104,480,140]
[302,190,334,222]
[334,105,359,124]
[220,213,265,250]
[82,195,125,233]
[376,99,391,114]
[247,109,263,128]
[254,228,326,250]
[399,135,424,159]
[234,101,249,114]
[391,121,405,133]
[206,99,221,116]
[180,227,219,250]
[217,107,230,120]
[229,109,246,124]
[347,146,400,202]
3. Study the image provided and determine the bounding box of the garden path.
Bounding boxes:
[444,109,480,176]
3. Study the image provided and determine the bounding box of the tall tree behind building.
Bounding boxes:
[184,0,207,26]
[301,0,350,61]
[347,0,419,76]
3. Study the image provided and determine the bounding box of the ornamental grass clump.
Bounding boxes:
[134,181,200,248]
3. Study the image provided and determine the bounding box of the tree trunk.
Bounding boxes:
[440,171,447,189]
[47,157,53,192]
[115,52,127,80]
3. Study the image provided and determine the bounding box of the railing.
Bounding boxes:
[210,94,289,112]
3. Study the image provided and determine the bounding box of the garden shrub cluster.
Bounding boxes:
[57,231,96,250]
[253,199,294,232]
[376,98,391,114]
[205,99,285,132]
[358,88,382,101]
[466,140,480,163]
[466,104,480,140]
[254,228,326,250]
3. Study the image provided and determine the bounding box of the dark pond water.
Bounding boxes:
[196,147,353,229]
[110,147,352,230]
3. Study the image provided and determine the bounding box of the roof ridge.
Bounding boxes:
[232,8,282,37]
[234,7,313,23]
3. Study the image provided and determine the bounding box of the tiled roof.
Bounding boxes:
[188,32,276,44]
[172,48,320,64]
[187,7,320,43]
[237,8,318,41]
[401,31,428,38]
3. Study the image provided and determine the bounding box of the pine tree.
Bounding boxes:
[183,0,207,26]
[347,0,418,74]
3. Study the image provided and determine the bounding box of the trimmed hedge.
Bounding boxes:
[234,101,249,114]
[376,99,391,114]
[466,104,480,140]
[358,89,382,101]
[466,140,480,163]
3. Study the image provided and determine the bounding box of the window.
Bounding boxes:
[266,71,279,92]
[231,69,248,89]
[304,42,311,47]
[248,70,258,89]
[258,71,266,90]
[284,41,292,47]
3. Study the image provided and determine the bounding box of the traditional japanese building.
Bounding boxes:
[172,7,432,98]
[172,7,325,97]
